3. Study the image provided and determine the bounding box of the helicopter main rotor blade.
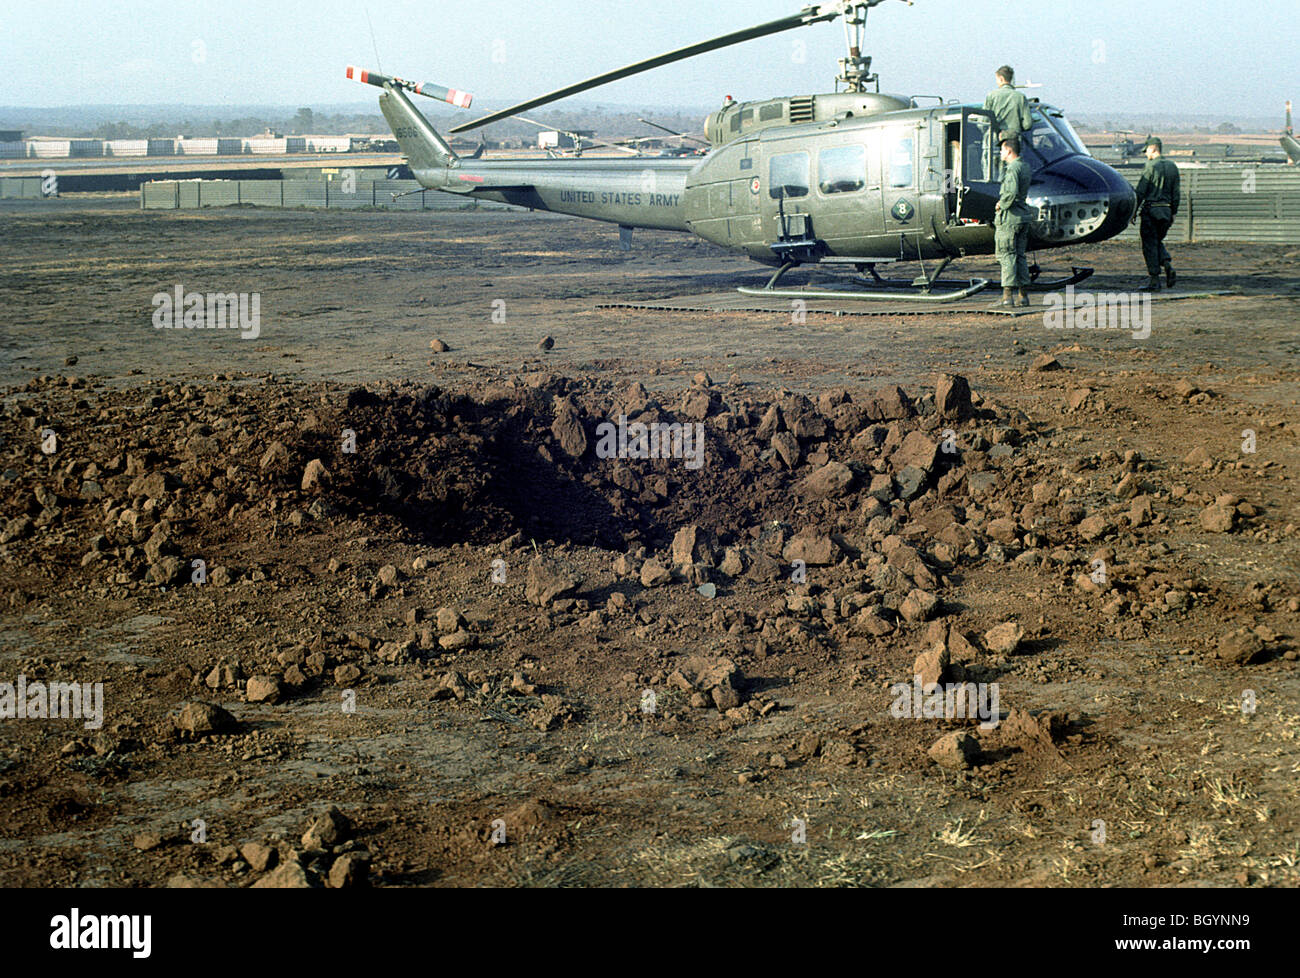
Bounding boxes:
[639,118,710,146]
[450,3,848,134]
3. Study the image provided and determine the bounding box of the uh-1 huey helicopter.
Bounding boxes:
[348,0,1136,302]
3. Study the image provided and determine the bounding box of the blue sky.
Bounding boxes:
[2,0,1296,116]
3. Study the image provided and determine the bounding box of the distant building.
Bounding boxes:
[538,130,594,150]
[0,130,22,142]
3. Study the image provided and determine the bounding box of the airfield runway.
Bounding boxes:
[1,194,1298,887]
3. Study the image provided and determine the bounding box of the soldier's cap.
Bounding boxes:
[1143,136,1163,151]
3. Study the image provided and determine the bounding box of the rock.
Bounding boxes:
[891,431,939,474]
[719,547,746,577]
[1078,514,1112,542]
[1030,354,1062,372]
[771,431,801,469]
[900,589,941,623]
[929,731,979,770]
[438,629,475,651]
[671,525,703,567]
[245,675,282,704]
[240,842,278,872]
[429,338,450,352]
[697,583,717,599]
[913,645,950,686]
[853,609,895,636]
[133,832,164,852]
[1183,446,1212,467]
[301,806,350,849]
[172,701,236,736]
[328,851,371,888]
[1218,630,1265,665]
[1066,388,1092,412]
[861,386,914,422]
[755,404,782,440]
[251,860,312,889]
[259,440,290,470]
[947,627,980,664]
[147,556,183,585]
[436,607,465,634]
[799,461,854,499]
[334,664,362,686]
[129,471,175,500]
[895,465,927,501]
[550,400,588,458]
[680,389,715,420]
[983,621,1025,655]
[639,559,672,588]
[1200,504,1235,533]
[377,564,400,587]
[782,530,838,566]
[538,335,555,351]
[986,517,1019,545]
[935,374,972,420]
[301,458,330,492]
[526,556,580,605]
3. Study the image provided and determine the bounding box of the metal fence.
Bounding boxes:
[140,178,519,212]
[1114,166,1300,245]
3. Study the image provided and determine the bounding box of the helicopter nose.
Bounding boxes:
[1029,156,1136,245]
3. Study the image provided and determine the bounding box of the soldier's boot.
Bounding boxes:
[1139,275,1162,292]
[1163,262,1176,288]
[992,287,1014,308]
[1017,288,1031,307]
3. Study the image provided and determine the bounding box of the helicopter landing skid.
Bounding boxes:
[1025,265,1095,291]
[737,259,990,304]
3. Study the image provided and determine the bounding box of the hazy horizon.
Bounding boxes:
[1,0,1296,121]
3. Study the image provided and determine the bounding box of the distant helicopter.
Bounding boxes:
[348,1,1135,301]
[1111,130,1140,160]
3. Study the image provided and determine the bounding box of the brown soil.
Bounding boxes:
[0,196,1297,887]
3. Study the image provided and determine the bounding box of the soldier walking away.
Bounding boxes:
[984,65,1034,142]
[1132,136,1180,291]
[993,135,1033,308]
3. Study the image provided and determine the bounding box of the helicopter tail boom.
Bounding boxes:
[376,83,460,171]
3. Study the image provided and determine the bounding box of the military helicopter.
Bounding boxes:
[348,1,1136,301]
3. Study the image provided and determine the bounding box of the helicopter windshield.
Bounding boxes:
[1023,108,1088,168]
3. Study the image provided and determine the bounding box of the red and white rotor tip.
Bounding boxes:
[346,66,472,108]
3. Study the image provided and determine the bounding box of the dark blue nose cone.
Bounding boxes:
[1030,155,1136,245]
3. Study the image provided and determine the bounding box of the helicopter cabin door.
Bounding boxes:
[952,108,999,224]
[880,125,921,243]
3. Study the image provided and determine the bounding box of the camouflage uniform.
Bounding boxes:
[995,156,1033,289]
[1134,155,1181,277]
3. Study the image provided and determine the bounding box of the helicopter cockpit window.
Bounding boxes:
[769,151,810,199]
[887,135,914,188]
[1022,109,1075,168]
[817,144,866,194]
[1048,112,1091,157]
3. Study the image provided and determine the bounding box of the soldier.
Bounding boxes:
[984,65,1034,142]
[993,135,1033,308]
[1132,136,1180,291]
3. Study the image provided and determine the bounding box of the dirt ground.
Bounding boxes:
[0,194,1298,888]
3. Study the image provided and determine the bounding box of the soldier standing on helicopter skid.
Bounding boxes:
[993,135,1033,308]
[984,65,1034,142]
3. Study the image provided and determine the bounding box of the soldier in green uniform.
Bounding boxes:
[984,65,1034,142]
[1132,136,1180,291]
[993,135,1033,307]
